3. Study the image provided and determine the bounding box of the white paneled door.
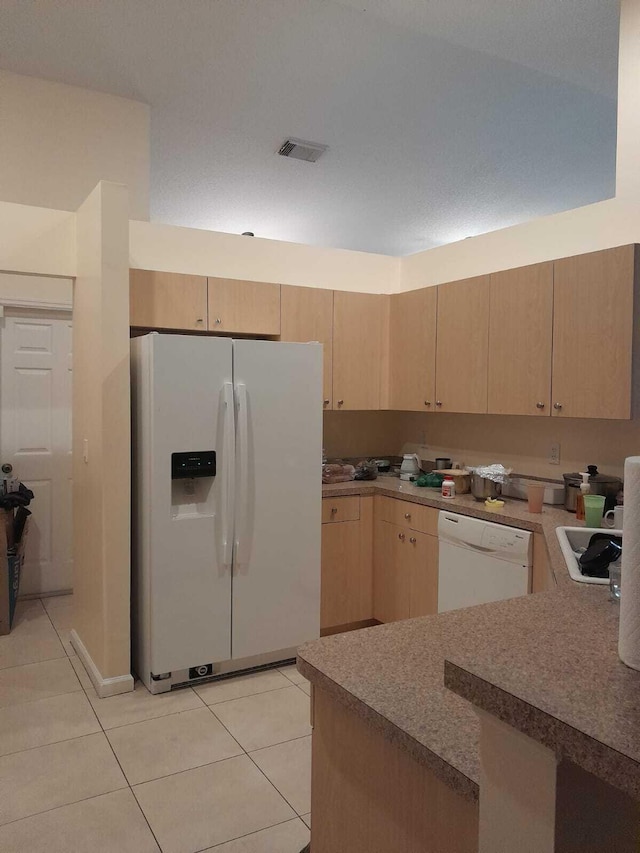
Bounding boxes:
[0,311,73,595]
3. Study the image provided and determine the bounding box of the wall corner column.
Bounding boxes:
[72,180,133,696]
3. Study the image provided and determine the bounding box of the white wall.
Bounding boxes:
[0,272,72,307]
[401,198,640,290]
[617,0,640,200]
[0,201,75,277]
[0,71,149,221]
[130,220,400,294]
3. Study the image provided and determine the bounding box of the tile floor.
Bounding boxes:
[0,595,312,852]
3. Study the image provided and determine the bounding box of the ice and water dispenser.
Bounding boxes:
[170,451,217,518]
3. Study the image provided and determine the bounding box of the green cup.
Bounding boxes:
[584,494,606,528]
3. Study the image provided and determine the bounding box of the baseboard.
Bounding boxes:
[70,629,134,698]
[320,618,380,637]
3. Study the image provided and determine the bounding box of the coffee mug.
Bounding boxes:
[604,506,624,529]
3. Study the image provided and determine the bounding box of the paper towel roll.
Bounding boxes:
[619,456,640,669]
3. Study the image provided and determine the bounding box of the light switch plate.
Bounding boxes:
[549,442,561,465]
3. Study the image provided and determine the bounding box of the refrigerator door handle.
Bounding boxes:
[221,382,236,570]
[234,382,250,568]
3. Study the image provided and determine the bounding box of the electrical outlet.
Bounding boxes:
[549,442,561,465]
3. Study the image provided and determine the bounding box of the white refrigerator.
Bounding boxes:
[131,333,322,693]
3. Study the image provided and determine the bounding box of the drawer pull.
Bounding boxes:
[398,532,405,541]
[409,537,417,544]
[331,507,337,514]
[404,512,411,519]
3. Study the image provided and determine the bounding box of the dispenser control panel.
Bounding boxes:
[171,451,216,479]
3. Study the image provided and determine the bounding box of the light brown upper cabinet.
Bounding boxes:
[332,291,387,410]
[207,278,281,336]
[281,285,334,408]
[435,275,490,413]
[488,262,553,416]
[552,246,635,419]
[388,287,437,411]
[130,269,208,330]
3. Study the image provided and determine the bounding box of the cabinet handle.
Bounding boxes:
[404,512,411,519]
[196,318,204,325]
[323,399,330,407]
[536,402,545,409]
[424,400,431,407]
[553,402,562,410]
[436,400,442,407]
[398,532,405,541]
[409,537,417,544]
[337,400,344,407]
[215,317,222,325]
[330,507,337,514]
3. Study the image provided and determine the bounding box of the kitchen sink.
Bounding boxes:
[556,526,622,584]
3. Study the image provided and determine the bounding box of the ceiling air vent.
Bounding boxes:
[278,138,328,162]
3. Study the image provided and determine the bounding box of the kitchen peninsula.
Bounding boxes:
[300,484,640,852]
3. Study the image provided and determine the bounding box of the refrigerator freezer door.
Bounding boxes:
[232,340,322,660]
[134,334,234,679]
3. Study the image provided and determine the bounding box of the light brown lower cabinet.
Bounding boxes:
[321,496,373,633]
[311,685,479,853]
[373,511,439,624]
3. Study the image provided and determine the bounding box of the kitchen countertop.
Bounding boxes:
[297,478,633,801]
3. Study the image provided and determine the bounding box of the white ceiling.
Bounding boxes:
[1,0,620,256]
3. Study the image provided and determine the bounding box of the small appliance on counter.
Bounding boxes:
[562,465,622,513]
[400,453,421,481]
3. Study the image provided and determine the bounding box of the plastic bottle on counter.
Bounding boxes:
[441,477,456,499]
[576,472,590,521]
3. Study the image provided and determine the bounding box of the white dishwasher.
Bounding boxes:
[438,511,532,612]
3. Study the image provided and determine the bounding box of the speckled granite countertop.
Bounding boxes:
[298,479,623,801]
[444,588,640,801]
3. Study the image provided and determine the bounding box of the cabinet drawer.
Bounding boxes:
[378,496,438,535]
[322,496,360,524]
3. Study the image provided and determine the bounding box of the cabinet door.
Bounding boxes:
[333,291,386,410]
[207,278,281,335]
[488,263,553,416]
[373,520,411,623]
[408,532,439,618]
[435,276,490,413]
[321,497,373,631]
[281,286,333,409]
[552,246,634,419]
[130,269,207,330]
[388,287,437,411]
